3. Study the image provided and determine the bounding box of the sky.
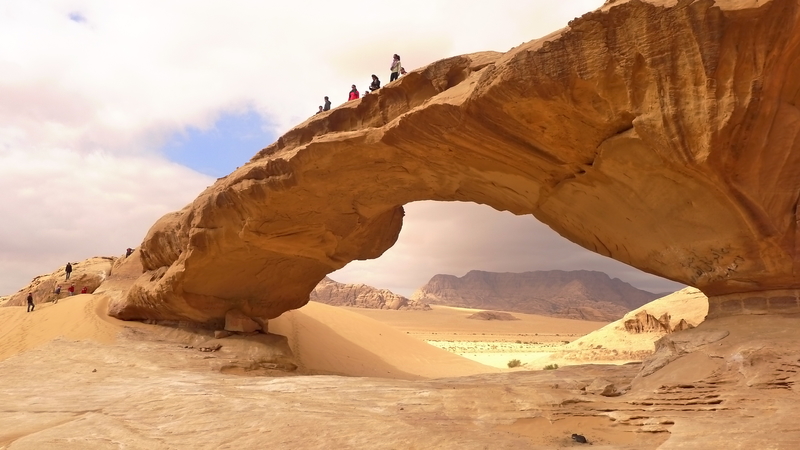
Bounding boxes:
[0,0,687,297]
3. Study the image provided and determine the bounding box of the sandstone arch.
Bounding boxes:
[110,0,800,325]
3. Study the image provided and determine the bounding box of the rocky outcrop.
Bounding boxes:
[4,257,115,306]
[466,311,519,321]
[413,270,660,321]
[624,310,671,333]
[310,277,430,310]
[623,311,698,334]
[109,0,800,324]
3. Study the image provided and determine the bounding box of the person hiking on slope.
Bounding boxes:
[54,285,61,304]
[26,292,34,312]
[323,96,331,111]
[65,262,72,280]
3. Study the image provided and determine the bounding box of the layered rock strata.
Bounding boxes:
[111,0,800,323]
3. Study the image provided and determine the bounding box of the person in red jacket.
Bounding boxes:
[80,286,88,294]
[348,85,360,101]
[68,284,75,296]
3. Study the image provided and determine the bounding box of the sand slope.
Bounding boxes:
[0,294,122,362]
[270,301,499,379]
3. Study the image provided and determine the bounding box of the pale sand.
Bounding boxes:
[346,304,609,369]
[0,294,123,362]
[0,296,498,380]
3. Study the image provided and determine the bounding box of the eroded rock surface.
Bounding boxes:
[111,0,800,324]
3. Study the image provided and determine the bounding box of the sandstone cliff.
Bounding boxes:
[412,270,660,321]
[310,277,430,310]
[109,0,800,324]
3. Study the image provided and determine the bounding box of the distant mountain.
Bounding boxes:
[311,277,431,311]
[410,270,661,321]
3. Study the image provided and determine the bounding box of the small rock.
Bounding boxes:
[586,378,620,397]
[572,433,589,444]
[214,330,231,339]
[198,344,222,352]
[92,369,97,373]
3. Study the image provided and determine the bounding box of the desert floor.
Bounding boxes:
[346,305,608,369]
[2,295,800,449]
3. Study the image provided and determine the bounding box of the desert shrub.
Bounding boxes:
[507,359,522,368]
[543,363,559,370]
[515,340,522,344]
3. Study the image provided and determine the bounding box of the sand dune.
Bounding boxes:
[270,301,499,379]
[0,294,122,362]
[0,290,497,380]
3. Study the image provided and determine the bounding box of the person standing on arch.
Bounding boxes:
[389,54,401,82]
[348,85,360,101]
[26,292,34,312]
[65,262,72,280]
[323,96,331,111]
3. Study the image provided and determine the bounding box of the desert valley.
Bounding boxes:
[4,0,800,448]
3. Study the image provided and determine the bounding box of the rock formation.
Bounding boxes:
[310,277,430,310]
[109,0,800,325]
[4,257,114,307]
[538,287,708,364]
[413,270,660,321]
[624,310,697,334]
[466,311,519,321]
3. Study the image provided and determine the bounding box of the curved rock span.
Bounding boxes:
[110,0,800,324]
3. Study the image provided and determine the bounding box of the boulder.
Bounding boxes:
[224,310,261,333]
[585,378,620,397]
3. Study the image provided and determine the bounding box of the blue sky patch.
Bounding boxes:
[68,12,86,23]
[164,110,275,178]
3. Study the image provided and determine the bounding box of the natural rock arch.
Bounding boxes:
[110,0,800,325]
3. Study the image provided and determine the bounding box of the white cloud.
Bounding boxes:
[0,149,212,295]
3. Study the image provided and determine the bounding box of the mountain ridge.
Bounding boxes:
[411,270,663,321]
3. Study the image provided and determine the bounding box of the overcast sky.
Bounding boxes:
[0,0,686,297]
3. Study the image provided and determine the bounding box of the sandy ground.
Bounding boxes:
[347,304,608,369]
[2,291,800,448]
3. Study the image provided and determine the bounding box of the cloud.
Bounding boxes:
[0,149,212,295]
